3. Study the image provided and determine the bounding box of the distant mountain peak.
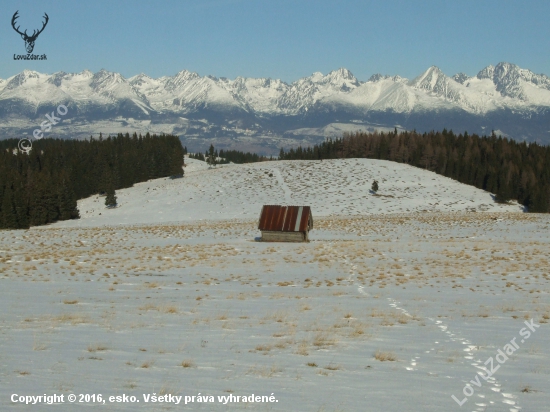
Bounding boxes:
[19,69,41,77]
[410,65,449,91]
[133,73,152,80]
[306,68,360,90]
[5,70,42,90]
[452,73,469,84]
[476,65,495,80]
[309,72,324,82]
[368,73,389,82]
[368,74,406,83]
[164,70,201,91]
[47,71,69,87]
[328,67,356,80]
[128,73,155,88]
[493,61,550,92]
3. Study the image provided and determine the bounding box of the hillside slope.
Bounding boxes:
[54,158,523,228]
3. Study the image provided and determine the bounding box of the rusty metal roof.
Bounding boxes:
[258,205,313,232]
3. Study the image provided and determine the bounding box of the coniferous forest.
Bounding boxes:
[218,149,271,164]
[279,129,550,213]
[0,133,184,229]
[189,148,271,164]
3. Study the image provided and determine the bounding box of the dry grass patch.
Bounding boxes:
[294,341,309,356]
[374,350,397,362]
[140,360,154,369]
[53,313,90,325]
[269,310,289,323]
[159,384,180,396]
[254,344,272,352]
[181,360,195,368]
[139,303,158,311]
[396,313,409,324]
[87,344,108,352]
[370,309,386,318]
[245,364,282,378]
[349,324,366,337]
[273,340,291,350]
[312,332,337,348]
[161,305,178,314]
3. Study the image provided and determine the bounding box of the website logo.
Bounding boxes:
[11,10,48,60]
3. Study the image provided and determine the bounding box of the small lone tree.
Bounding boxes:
[371,179,379,193]
[207,144,217,168]
[105,187,117,208]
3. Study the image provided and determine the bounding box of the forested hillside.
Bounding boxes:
[0,133,184,229]
[279,130,550,213]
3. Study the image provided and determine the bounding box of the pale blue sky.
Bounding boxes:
[1,0,549,82]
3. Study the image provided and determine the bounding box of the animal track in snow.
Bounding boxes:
[317,218,528,412]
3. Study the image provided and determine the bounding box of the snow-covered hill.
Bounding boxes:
[53,157,523,229]
[1,62,550,152]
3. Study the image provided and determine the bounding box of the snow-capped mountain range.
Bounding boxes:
[1,62,549,153]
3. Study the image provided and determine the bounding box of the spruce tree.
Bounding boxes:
[13,182,29,229]
[58,178,80,220]
[104,173,117,208]
[105,187,117,208]
[1,186,19,229]
[28,181,56,226]
[371,180,379,193]
[207,144,217,167]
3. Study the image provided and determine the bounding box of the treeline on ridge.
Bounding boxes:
[0,133,184,229]
[218,149,272,164]
[189,148,271,164]
[279,129,550,213]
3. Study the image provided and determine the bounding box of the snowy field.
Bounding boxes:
[1,158,548,412]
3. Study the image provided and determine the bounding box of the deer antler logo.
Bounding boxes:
[11,11,49,54]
